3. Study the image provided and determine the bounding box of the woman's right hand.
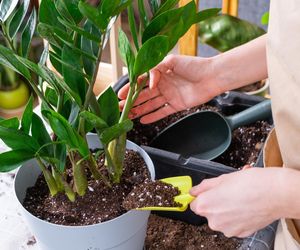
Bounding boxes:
[118,55,222,124]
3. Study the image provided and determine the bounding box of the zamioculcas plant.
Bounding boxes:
[0,0,219,202]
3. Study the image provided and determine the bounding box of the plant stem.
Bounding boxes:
[70,152,87,196]
[88,153,111,187]
[37,157,58,196]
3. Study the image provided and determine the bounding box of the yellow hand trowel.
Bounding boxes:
[135,176,195,212]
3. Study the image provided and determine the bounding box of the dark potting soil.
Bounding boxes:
[23,150,151,226]
[236,81,265,93]
[122,180,181,210]
[145,214,242,250]
[214,120,272,169]
[127,104,272,168]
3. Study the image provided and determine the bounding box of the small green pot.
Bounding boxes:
[0,81,30,110]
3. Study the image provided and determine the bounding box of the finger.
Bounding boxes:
[118,83,130,100]
[189,195,207,216]
[139,103,176,124]
[129,96,167,119]
[137,73,149,85]
[190,177,222,196]
[119,99,126,111]
[242,164,252,170]
[149,69,161,89]
[132,87,161,107]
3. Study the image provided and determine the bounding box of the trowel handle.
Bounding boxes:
[226,99,272,130]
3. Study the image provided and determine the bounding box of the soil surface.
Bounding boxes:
[145,214,242,250]
[123,180,181,210]
[236,81,265,93]
[215,120,272,168]
[23,150,151,226]
[127,103,272,168]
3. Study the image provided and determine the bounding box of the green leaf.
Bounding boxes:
[62,45,87,103]
[112,0,132,16]
[0,44,31,80]
[58,17,101,43]
[142,2,199,49]
[134,36,169,76]
[37,23,62,48]
[55,0,75,24]
[44,110,89,157]
[0,118,19,129]
[138,0,149,29]
[21,96,33,134]
[54,142,66,173]
[0,0,18,22]
[194,8,221,23]
[31,113,53,156]
[8,0,30,39]
[97,86,119,126]
[0,149,35,172]
[81,20,101,77]
[154,0,179,17]
[100,119,133,145]
[39,0,64,29]
[79,111,108,132]
[127,4,139,50]
[78,1,103,30]
[148,0,159,15]
[118,29,135,81]
[18,57,82,106]
[0,126,40,152]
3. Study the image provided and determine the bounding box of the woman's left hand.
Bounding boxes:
[189,167,281,238]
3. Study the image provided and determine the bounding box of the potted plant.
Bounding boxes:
[0,0,37,118]
[198,14,269,96]
[0,0,219,249]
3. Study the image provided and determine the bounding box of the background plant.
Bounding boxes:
[0,0,218,201]
[0,0,36,91]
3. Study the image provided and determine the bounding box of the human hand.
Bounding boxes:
[118,55,222,124]
[189,167,281,238]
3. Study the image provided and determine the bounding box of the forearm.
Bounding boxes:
[277,168,300,219]
[210,34,268,93]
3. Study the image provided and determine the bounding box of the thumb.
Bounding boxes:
[190,177,222,196]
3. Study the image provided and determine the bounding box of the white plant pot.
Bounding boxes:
[14,134,155,250]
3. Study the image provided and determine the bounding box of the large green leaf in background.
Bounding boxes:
[198,14,266,52]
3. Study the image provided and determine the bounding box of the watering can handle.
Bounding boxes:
[226,99,272,130]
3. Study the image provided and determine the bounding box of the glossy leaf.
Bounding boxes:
[148,0,159,15]
[0,0,18,22]
[55,0,75,24]
[78,1,103,30]
[154,0,179,17]
[97,87,119,126]
[58,17,101,43]
[142,2,199,49]
[0,126,40,152]
[79,111,108,131]
[81,20,100,77]
[0,44,31,80]
[37,23,62,48]
[31,113,53,156]
[0,118,19,129]
[118,29,135,82]
[100,119,133,145]
[21,96,33,134]
[134,35,169,76]
[8,0,30,39]
[0,149,35,172]
[39,0,64,29]
[21,9,37,58]
[127,4,139,50]
[62,45,87,103]
[138,0,148,29]
[44,110,89,157]
[194,8,220,23]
